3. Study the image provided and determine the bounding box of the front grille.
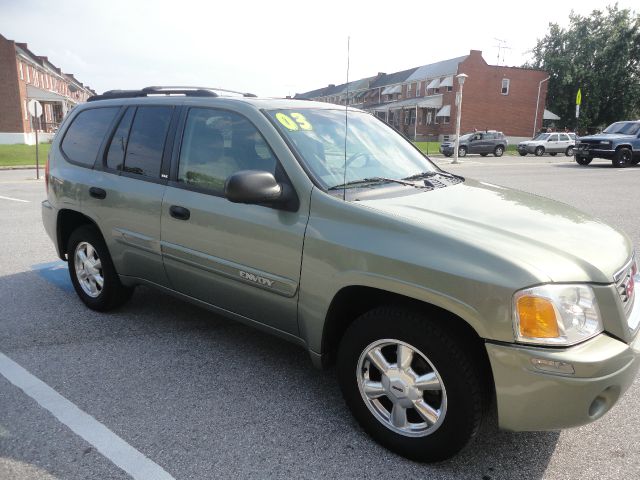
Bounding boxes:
[614,260,636,320]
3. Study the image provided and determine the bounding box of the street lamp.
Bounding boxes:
[533,76,550,137]
[452,73,468,165]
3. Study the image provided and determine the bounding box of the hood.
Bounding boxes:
[579,133,636,142]
[518,140,539,146]
[358,179,631,283]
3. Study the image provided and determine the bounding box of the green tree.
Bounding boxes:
[526,4,640,132]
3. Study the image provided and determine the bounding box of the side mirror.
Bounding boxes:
[225,170,297,211]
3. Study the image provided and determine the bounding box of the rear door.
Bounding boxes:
[83,104,178,286]
[547,133,560,152]
[159,106,308,335]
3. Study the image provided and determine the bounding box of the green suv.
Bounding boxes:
[42,87,640,462]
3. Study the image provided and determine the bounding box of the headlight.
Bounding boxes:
[513,284,603,346]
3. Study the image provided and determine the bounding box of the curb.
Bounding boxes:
[0,166,41,171]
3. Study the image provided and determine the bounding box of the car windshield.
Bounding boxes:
[602,122,640,135]
[533,133,550,141]
[266,108,438,190]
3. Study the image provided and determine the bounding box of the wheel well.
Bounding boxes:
[615,144,632,151]
[56,209,100,259]
[321,286,489,371]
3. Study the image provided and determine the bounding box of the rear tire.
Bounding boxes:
[565,146,574,156]
[337,306,488,462]
[493,146,504,157]
[613,148,632,168]
[534,146,545,156]
[575,156,592,166]
[67,225,134,311]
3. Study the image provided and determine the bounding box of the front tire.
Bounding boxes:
[575,156,592,166]
[518,151,527,156]
[534,146,545,156]
[337,307,488,462]
[458,146,467,157]
[613,148,632,168]
[67,225,134,311]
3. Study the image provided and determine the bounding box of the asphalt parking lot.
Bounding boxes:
[1,157,639,480]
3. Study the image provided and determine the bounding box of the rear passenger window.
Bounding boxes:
[61,107,119,166]
[122,106,172,177]
[177,108,276,194]
[105,108,135,171]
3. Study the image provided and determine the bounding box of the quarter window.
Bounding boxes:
[122,106,173,177]
[61,107,119,167]
[178,108,277,194]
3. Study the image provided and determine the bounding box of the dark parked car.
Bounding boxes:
[440,131,508,157]
[575,121,640,167]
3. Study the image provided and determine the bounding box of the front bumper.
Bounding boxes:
[517,145,537,154]
[575,146,616,159]
[487,331,640,431]
[439,145,454,155]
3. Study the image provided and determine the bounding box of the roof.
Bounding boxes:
[405,55,467,82]
[370,67,419,88]
[370,94,444,112]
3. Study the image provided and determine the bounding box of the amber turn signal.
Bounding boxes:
[516,296,560,338]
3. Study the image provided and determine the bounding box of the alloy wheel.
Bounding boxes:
[74,241,104,298]
[356,339,447,437]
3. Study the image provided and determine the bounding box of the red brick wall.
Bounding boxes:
[0,36,24,133]
[453,50,548,138]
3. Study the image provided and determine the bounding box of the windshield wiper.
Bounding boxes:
[328,176,425,191]
[402,171,461,181]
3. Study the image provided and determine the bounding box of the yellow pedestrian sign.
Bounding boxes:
[576,89,582,106]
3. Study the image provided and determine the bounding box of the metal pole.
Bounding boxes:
[533,76,550,137]
[452,85,464,164]
[35,125,39,180]
[414,104,418,141]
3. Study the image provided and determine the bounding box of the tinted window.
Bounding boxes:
[61,107,119,166]
[105,108,135,171]
[559,133,570,141]
[548,134,559,141]
[123,106,173,177]
[178,108,276,193]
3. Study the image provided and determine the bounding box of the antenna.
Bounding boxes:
[493,38,511,66]
[343,36,350,201]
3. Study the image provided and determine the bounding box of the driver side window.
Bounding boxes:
[178,108,277,194]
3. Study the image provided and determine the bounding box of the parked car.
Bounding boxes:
[517,132,576,157]
[575,121,640,167]
[42,87,640,462]
[439,131,508,157]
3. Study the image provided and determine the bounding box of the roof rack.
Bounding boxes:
[87,86,257,102]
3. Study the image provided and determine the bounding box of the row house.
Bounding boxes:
[0,33,95,144]
[295,50,549,142]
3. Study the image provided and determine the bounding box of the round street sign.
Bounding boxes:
[28,99,43,118]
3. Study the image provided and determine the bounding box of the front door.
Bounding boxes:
[160,107,308,335]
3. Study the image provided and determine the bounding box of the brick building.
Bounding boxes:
[0,33,95,144]
[295,50,549,142]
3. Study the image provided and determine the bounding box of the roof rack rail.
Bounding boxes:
[87,86,257,102]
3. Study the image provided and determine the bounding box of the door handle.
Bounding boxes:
[169,205,190,221]
[89,187,106,199]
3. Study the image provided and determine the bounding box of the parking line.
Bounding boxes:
[0,195,29,203]
[0,352,175,480]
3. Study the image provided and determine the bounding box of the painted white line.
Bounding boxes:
[0,352,175,480]
[0,195,29,203]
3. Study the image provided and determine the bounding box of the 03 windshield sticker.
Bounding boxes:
[275,112,313,131]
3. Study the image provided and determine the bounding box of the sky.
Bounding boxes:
[0,0,635,97]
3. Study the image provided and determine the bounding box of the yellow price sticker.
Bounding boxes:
[275,112,313,131]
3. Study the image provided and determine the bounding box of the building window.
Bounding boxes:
[24,100,28,120]
[447,86,453,92]
[412,82,417,97]
[442,116,450,124]
[409,109,416,125]
[19,62,24,80]
[501,78,510,95]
